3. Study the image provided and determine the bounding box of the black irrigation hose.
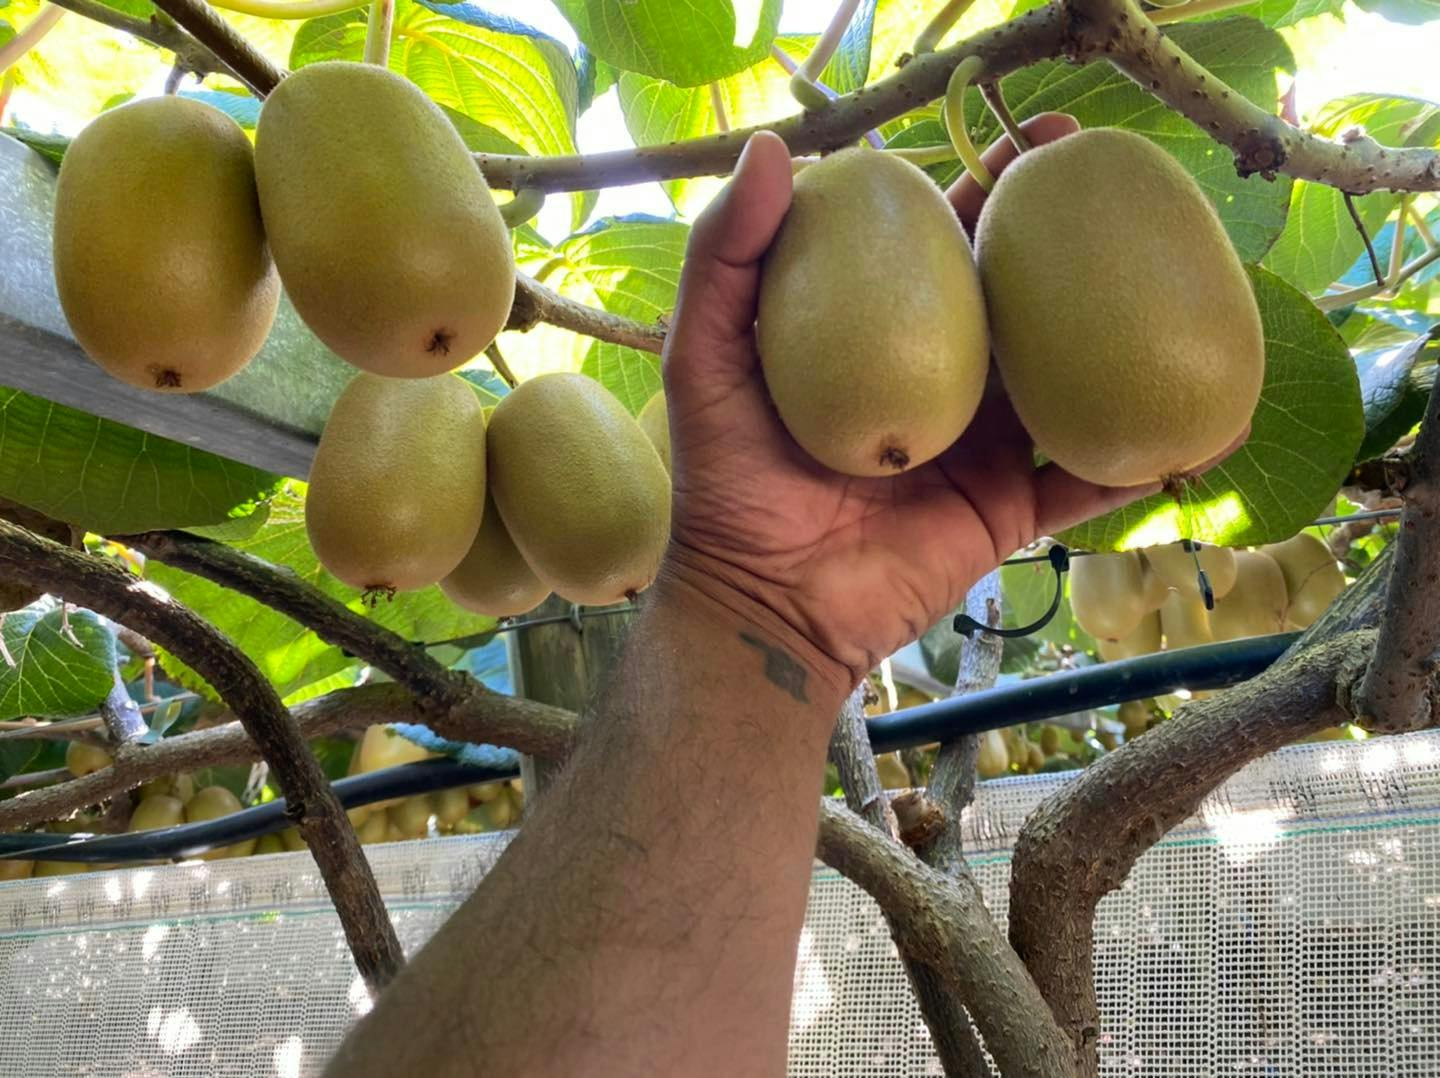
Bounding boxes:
[0,633,1300,864]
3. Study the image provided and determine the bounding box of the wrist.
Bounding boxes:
[655,543,856,710]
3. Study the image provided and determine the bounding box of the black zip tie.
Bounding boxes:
[955,543,1069,638]
[1182,538,1215,610]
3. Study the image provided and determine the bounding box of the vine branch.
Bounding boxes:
[148,0,285,95]
[0,521,403,990]
[1355,375,1440,732]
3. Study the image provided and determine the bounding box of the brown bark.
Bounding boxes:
[148,0,285,96]
[0,521,404,991]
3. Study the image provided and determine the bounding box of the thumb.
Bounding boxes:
[663,130,793,387]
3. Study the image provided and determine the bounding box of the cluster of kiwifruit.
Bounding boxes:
[1071,532,1346,661]
[0,726,520,880]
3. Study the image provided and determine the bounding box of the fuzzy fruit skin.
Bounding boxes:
[757,147,990,477]
[1209,549,1287,641]
[488,373,671,605]
[440,490,550,617]
[1097,610,1161,662]
[306,372,487,592]
[1261,532,1346,629]
[1069,550,1148,641]
[976,128,1264,487]
[1159,590,1214,650]
[637,392,671,475]
[54,96,279,393]
[1143,541,1238,602]
[255,62,515,377]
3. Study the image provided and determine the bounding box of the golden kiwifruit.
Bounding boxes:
[1209,549,1287,641]
[1261,532,1346,630]
[488,373,670,604]
[440,490,550,618]
[184,785,256,860]
[757,147,990,476]
[1143,541,1238,602]
[1159,590,1214,651]
[255,62,513,377]
[637,391,671,474]
[975,128,1263,487]
[306,372,487,593]
[54,96,278,392]
[1069,550,1149,641]
[1097,610,1162,662]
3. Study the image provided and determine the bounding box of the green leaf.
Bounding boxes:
[617,52,798,216]
[958,18,1296,262]
[1353,326,1439,461]
[0,389,284,533]
[1060,266,1364,551]
[1263,95,1440,294]
[819,0,876,95]
[0,742,39,785]
[144,489,494,701]
[1,123,66,165]
[177,88,260,129]
[552,0,782,86]
[0,605,117,720]
[557,217,688,413]
[292,0,578,160]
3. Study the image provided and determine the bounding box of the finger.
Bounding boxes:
[663,131,793,380]
[948,112,1081,235]
[1032,467,1163,538]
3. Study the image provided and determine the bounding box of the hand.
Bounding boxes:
[660,114,1154,693]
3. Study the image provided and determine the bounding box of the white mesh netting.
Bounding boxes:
[2,730,1438,1076]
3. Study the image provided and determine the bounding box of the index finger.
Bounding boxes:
[947,112,1081,235]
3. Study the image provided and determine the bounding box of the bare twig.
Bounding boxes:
[148,0,285,96]
[1344,192,1386,288]
[484,343,519,390]
[43,0,234,80]
[1,766,69,791]
[0,520,402,991]
[1317,244,1440,311]
[507,273,667,355]
[119,530,470,707]
[827,685,892,834]
[817,799,1074,1078]
[1355,376,1440,732]
[979,81,1029,153]
[0,681,577,832]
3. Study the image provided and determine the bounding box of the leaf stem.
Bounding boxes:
[484,343,519,390]
[1388,196,1409,288]
[883,144,958,166]
[708,81,730,133]
[0,4,66,75]
[1316,244,1440,311]
[790,0,862,110]
[913,0,976,54]
[362,0,392,66]
[1409,201,1438,251]
[944,56,993,192]
[980,80,1029,152]
[1148,0,1256,23]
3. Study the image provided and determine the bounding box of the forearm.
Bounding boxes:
[328,563,849,1077]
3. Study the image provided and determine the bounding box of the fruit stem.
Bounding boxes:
[913,0,976,54]
[979,81,1029,153]
[944,56,994,193]
[789,0,862,111]
[1148,0,1257,23]
[883,145,958,167]
[484,343,519,390]
[0,3,66,75]
[708,82,730,133]
[1387,196,1409,289]
[204,0,364,19]
[362,0,392,66]
[1408,201,1438,251]
[498,188,545,229]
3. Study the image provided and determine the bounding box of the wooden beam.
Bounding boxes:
[0,134,352,479]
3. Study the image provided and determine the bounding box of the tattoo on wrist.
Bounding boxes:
[738,631,809,703]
